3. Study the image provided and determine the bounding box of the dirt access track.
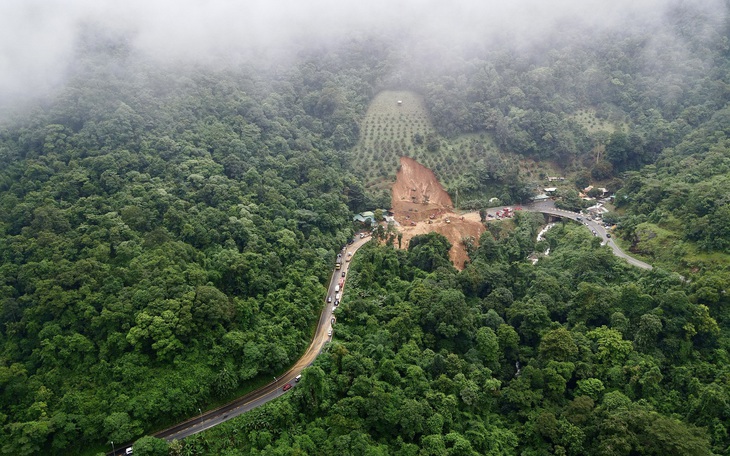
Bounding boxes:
[391,156,485,269]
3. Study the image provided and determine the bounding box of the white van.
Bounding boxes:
[334,285,340,292]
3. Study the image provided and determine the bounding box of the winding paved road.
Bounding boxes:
[107,235,371,455]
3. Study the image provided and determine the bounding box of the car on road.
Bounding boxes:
[360,233,364,239]
[606,233,611,238]
[341,271,346,277]
[125,448,133,455]
[327,296,332,303]
[295,375,301,382]
[576,216,583,221]
[328,328,333,336]
[282,383,292,392]
[335,299,340,306]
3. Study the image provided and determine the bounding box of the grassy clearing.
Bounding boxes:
[617,222,730,273]
[517,157,565,184]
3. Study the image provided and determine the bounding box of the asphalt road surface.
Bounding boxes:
[107,234,371,455]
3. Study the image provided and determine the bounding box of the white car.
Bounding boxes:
[126,448,133,455]
[328,328,333,337]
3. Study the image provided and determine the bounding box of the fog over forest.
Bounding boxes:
[3,1,730,455]
[1,0,726,102]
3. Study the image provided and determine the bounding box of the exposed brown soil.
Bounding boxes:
[391,157,485,269]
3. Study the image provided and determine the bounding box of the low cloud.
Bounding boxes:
[0,0,726,101]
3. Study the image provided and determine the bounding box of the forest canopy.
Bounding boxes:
[0,1,729,455]
[0,37,383,454]
[183,219,728,455]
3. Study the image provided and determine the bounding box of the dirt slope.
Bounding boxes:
[391,157,485,269]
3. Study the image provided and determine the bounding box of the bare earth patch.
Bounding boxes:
[391,157,485,269]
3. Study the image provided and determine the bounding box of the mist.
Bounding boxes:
[0,0,726,102]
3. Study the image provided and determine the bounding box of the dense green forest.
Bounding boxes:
[1,2,729,455]
[397,3,730,271]
[0,36,385,454]
[181,218,729,455]
[613,107,730,269]
[403,3,730,215]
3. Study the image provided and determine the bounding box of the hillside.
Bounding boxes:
[1,2,729,455]
[0,41,381,455]
[185,219,725,456]
[181,3,730,454]
[352,90,434,187]
[352,90,535,207]
[390,156,485,269]
[613,105,730,274]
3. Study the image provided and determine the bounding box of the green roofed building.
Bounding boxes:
[353,211,376,225]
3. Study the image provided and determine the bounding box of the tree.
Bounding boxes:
[556,189,583,212]
[475,327,499,368]
[591,161,614,180]
[131,436,169,456]
[103,412,142,445]
[606,131,629,169]
[408,233,453,272]
[538,328,578,362]
[299,366,330,411]
[587,326,633,368]
[506,298,551,345]
[634,313,663,351]
[576,378,605,401]
[497,324,519,362]
[643,414,711,456]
